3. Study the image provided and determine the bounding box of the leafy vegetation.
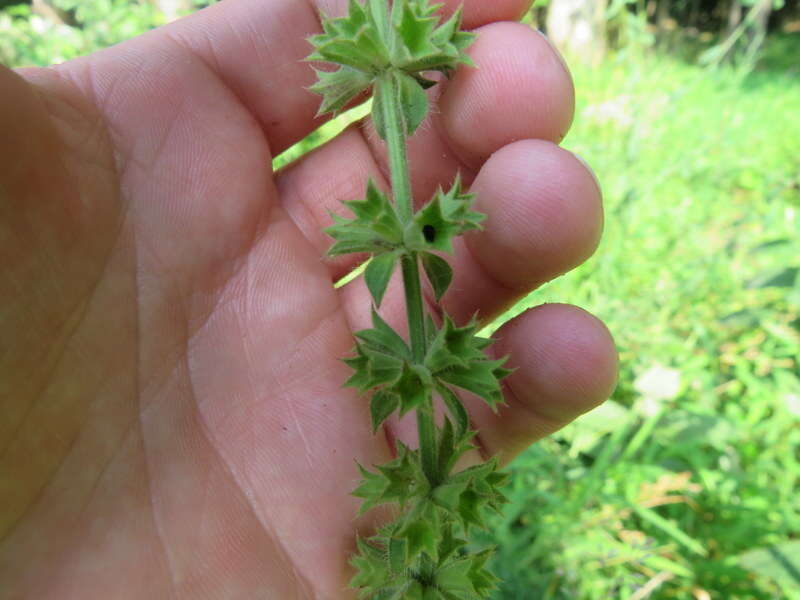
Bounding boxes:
[3,1,798,597]
[1,0,160,66]
[0,0,215,67]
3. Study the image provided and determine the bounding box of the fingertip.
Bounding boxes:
[464,303,617,463]
[498,303,618,421]
[465,139,604,292]
[439,21,575,168]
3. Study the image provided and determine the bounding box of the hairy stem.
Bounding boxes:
[379,71,439,485]
[376,72,414,221]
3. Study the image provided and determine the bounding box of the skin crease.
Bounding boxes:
[0,0,617,598]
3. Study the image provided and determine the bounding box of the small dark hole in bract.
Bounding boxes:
[423,225,436,243]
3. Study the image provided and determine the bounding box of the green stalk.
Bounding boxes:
[376,73,414,221]
[376,71,438,485]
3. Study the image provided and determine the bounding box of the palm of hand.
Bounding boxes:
[0,1,616,598]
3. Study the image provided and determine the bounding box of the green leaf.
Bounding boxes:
[400,518,438,561]
[392,0,439,60]
[437,359,510,411]
[437,417,476,476]
[396,70,429,135]
[388,536,408,573]
[421,531,499,598]
[437,417,456,481]
[422,316,511,411]
[430,457,509,532]
[466,548,500,597]
[308,0,390,74]
[456,488,486,530]
[425,316,489,373]
[433,557,475,594]
[352,444,429,513]
[370,390,400,432]
[421,252,453,301]
[437,523,468,565]
[351,464,390,515]
[423,314,437,342]
[355,309,411,360]
[403,581,425,600]
[434,419,481,488]
[308,33,388,73]
[438,385,470,438]
[389,0,475,75]
[366,0,390,42]
[308,0,476,111]
[344,341,404,391]
[371,73,389,141]
[394,362,433,415]
[432,477,469,512]
[376,445,429,508]
[433,550,501,599]
[430,7,462,48]
[325,180,404,257]
[309,66,373,116]
[412,175,485,253]
[365,251,400,306]
[424,587,443,600]
[349,536,390,591]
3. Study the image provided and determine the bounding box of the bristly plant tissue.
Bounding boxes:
[309,1,512,597]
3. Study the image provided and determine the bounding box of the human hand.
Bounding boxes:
[0,1,617,597]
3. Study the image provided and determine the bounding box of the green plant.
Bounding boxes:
[308,1,512,597]
[0,0,163,67]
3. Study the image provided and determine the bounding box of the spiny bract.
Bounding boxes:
[308,0,474,117]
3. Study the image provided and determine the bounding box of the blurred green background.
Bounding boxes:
[3,0,798,598]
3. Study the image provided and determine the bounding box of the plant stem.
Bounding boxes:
[400,254,426,361]
[378,70,438,485]
[376,72,414,221]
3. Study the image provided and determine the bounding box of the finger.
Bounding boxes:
[337,138,602,329]
[444,139,603,324]
[471,303,618,465]
[277,22,576,283]
[66,0,532,158]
